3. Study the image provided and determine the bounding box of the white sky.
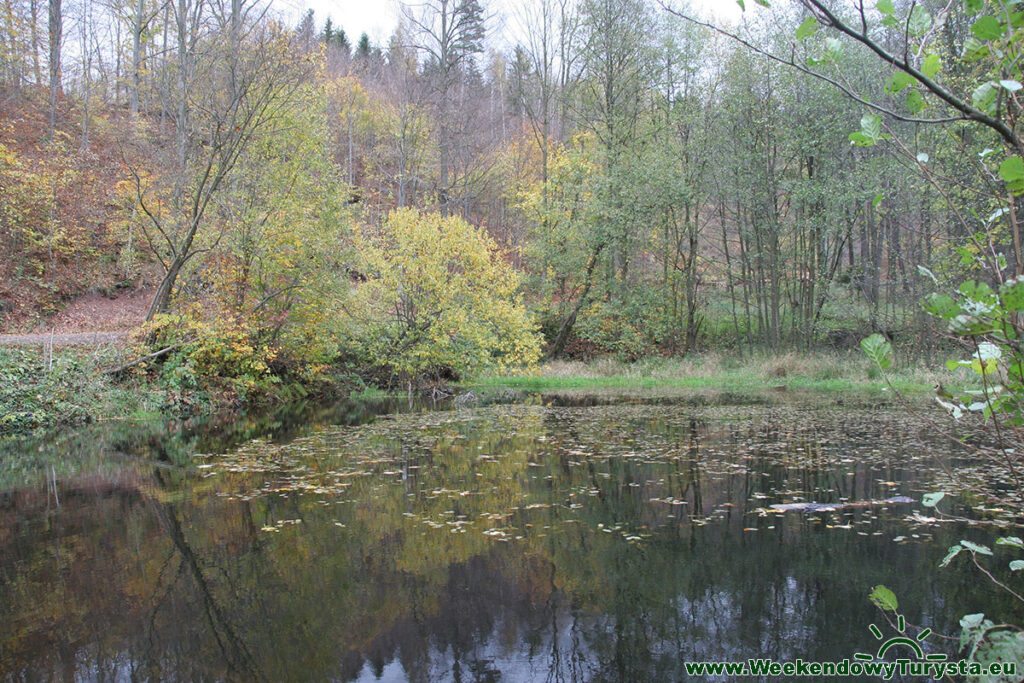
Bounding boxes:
[271,0,745,48]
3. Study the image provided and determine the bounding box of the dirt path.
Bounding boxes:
[0,331,129,346]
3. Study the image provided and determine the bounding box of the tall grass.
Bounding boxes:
[477,350,953,395]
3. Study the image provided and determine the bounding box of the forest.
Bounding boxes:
[0,0,1020,414]
[0,0,1005,403]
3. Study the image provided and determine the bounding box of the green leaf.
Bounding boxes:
[964,0,983,12]
[754,0,769,6]
[963,37,991,61]
[971,357,998,375]
[961,613,986,630]
[997,536,1024,549]
[860,333,893,370]
[886,71,916,93]
[954,245,978,266]
[917,265,938,284]
[906,90,925,113]
[736,0,745,9]
[877,0,895,14]
[922,492,945,507]
[916,150,928,163]
[970,629,1024,671]
[1000,277,1024,311]
[961,539,994,555]
[872,192,884,208]
[861,113,881,139]
[1002,79,1023,93]
[1010,560,1024,571]
[1000,157,1024,194]
[849,132,875,146]
[923,293,960,320]
[869,585,899,611]
[796,16,818,40]
[921,54,941,78]
[972,15,1005,40]
[959,280,996,303]
[940,545,963,567]
[973,81,999,114]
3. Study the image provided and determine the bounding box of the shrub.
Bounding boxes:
[344,208,542,387]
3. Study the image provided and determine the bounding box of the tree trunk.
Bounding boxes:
[550,243,604,358]
[47,0,61,135]
[129,0,144,119]
[146,257,183,320]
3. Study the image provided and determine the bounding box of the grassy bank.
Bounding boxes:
[473,352,949,396]
[1,346,953,438]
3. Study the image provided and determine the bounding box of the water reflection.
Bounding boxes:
[0,396,1019,681]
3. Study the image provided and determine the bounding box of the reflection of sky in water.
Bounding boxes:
[354,614,602,682]
[0,396,1019,681]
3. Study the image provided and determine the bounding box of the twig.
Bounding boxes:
[972,553,1024,603]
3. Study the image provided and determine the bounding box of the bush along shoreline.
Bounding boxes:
[0,342,366,438]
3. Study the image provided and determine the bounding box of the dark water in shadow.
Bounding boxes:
[0,392,1020,681]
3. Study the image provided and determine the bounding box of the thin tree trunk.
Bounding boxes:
[550,243,604,358]
[129,0,144,119]
[47,0,61,135]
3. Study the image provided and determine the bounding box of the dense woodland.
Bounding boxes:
[0,0,1016,391]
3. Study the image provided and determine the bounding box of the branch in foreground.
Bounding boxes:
[657,1,963,126]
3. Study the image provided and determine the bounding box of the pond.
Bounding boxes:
[0,390,1020,681]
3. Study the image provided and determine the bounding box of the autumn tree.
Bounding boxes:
[518,133,602,356]
[345,207,541,387]
[209,86,350,363]
[132,5,310,320]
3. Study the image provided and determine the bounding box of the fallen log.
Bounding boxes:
[106,339,192,376]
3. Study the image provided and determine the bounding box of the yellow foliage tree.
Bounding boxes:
[347,208,541,386]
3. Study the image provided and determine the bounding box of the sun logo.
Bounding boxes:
[855,613,948,662]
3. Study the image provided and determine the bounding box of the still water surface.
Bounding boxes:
[0,391,1019,681]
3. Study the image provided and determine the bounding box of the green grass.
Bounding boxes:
[473,352,947,397]
[348,386,390,400]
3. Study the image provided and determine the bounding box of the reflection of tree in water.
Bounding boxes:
[149,488,265,680]
[0,400,1019,681]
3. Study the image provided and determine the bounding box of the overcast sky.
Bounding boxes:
[272,0,745,48]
